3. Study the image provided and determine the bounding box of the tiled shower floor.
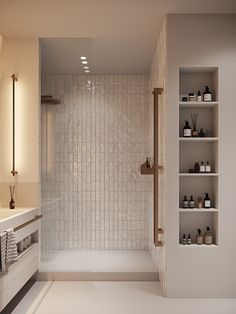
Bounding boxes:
[39,250,157,280]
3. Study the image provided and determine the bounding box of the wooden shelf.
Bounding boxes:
[179,137,219,142]
[179,101,218,108]
[179,173,219,177]
[179,208,218,212]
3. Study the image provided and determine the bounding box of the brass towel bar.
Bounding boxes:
[153,87,164,247]
[14,214,43,232]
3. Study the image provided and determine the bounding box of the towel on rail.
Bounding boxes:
[0,231,7,271]
[6,228,18,264]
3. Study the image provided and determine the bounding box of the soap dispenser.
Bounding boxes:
[196,228,203,245]
[204,226,213,245]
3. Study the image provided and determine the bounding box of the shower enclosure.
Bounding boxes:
[39,38,162,279]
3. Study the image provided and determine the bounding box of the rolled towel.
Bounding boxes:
[6,228,18,264]
[0,232,7,271]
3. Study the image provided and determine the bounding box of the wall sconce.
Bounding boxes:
[11,73,18,176]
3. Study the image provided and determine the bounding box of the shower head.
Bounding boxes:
[41,95,61,105]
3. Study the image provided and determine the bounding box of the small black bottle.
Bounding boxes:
[183,121,191,137]
[182,195,189,209]
[189,195,195,208]
[194,161,200,173]
[9,198,15,209]
[204,193,211,208]
[203,86,212,102]
[182,234,187,245]
[187,234,192,245]
[197,90,202,102]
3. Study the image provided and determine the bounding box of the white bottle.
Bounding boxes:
[205,161,211,173]
[200,161,205,173]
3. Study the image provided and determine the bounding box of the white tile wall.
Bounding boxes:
[41,75,152,250]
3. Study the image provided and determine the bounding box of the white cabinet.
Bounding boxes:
[0,208,40,311]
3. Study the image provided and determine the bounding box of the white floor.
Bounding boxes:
[12,281,236,314]
[40,250,157,273]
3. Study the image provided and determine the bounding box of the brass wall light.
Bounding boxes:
[11,73,18,176]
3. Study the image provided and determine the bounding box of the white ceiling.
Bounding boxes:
[1,0,236,74]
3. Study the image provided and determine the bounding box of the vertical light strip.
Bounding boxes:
[11,73,18,176]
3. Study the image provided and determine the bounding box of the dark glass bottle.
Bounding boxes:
[189,195,195,208]
[182,195,189,208]
[182,234,187,245]
[194,161,200,173]
[183,121,191,137]
[197,90,202,102]
[204,193,211,208]
[9,198,15,209]
[187,234,192,245]
[203,86,212,101]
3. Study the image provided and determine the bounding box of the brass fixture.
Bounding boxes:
[153,87,164,247]
[11,74,18,176]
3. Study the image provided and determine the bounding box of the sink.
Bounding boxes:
[0,207,38,233]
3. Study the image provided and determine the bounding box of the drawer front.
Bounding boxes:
[0,243,39,311]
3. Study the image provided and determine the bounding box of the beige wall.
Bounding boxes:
[166,14,236,297]
[148,18,167,295]
[0,38,39,207]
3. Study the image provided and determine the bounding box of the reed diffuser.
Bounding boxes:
[9,185,15,209]
[191,113,198,137]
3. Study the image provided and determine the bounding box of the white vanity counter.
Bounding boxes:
[0,207,41,311]
[0,207,39,232]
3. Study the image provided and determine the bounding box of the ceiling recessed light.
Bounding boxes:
[85,70,90,73]
[80,56,87,60]
[84,66,89,69]
[82,61,88,64]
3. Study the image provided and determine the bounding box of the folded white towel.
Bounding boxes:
[6,228,18,264]
[0,231,7,271]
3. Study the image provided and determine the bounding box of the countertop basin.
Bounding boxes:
[0,207,38,232]
[0,208,32,220]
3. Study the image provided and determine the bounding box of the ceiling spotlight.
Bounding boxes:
[84,66,89,69]
[82,61,88,64]
[80,56,87,60]
[85,70,90,73]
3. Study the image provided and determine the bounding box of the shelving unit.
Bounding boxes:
[178,66,220,246]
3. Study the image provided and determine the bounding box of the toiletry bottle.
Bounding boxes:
[9,198,15,209]
[188,93,195,102]
[197,197,203,209]
[204,193,211,208]
[182,195,189,209]
[194,161,200,173]
[204,226,213,245]
[189,195,195,209]
[182,234,187,245]
[205,161,211,173]
[187,234,192,245]
[203,86,212,102]
[197,90,202,102]
[145,157,150,168]
[200,161,205,173]
[183,121,192,137]
[196,229,203,245]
